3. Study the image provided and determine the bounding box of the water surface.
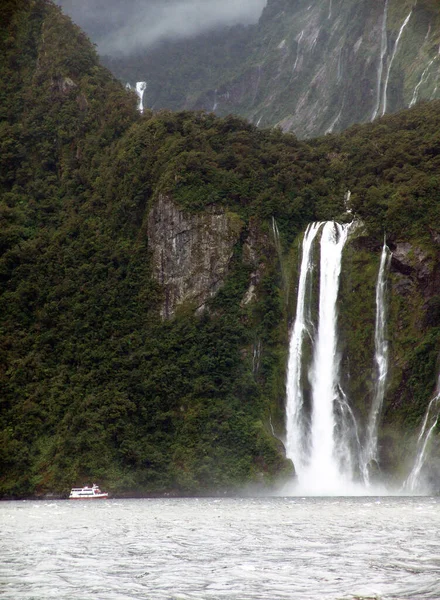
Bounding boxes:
[1,496,439,599]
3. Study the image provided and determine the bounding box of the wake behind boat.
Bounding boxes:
[69,484,108,500]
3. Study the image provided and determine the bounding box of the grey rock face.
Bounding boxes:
[241,218,267,306]
[392,242,432,284]
[148,195,242,319]
[111,0,440,139]
[209,0,440,137]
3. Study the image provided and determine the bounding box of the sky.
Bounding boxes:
[57,0,267,56]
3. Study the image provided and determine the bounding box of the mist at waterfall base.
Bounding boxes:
[282,221,439,497]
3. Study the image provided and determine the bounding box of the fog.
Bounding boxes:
[57,0,267,56]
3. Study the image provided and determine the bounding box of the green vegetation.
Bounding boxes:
[1,0,440,498]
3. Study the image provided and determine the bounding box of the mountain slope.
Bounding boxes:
[104,0,440,138]
[1,0,440,498]
[1,0,305,497]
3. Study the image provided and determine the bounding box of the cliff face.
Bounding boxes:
[104,0,440,138]
[148,195,242,318]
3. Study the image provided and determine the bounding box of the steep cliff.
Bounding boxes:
[104,0,440,138]
[148,195,242,318]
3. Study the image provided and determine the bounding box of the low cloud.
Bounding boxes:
[58,0,266,56]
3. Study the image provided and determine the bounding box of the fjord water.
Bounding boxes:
[2,497,439,600]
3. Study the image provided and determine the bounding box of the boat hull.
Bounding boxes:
[68,484,108,500]
[69,494,108,500]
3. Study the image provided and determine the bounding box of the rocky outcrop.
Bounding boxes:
[391,242,433,288]
[147,195,243,318]
[241,218,267,306]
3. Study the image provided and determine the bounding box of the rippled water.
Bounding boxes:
[1,496,440,599]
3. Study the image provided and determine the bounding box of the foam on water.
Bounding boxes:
[1,497,439,600]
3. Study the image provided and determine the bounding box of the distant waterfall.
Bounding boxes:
[372,4,413,119]
[410,57,437,108]
[381,11,412,116]
[371,0,389,121]
[404,379,440,493]
[361,241,392,484]
[293,31,304,73]
[285,221,358,494]
[136,82,147,113]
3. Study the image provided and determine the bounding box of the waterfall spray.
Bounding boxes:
[361,241,392,485]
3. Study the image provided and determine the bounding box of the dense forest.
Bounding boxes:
[1,0,440,498]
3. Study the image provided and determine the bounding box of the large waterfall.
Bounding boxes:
[284,223,439,495]
[285,221,360,494]
[381,10,413,116]
[307,222,354,492]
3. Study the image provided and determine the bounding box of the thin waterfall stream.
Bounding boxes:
[371,0,389,121]
[272,217,289,295]
[361,241,392,485]
[404,377,440,493]
[381,10,412,116]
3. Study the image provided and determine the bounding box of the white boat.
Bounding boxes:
[69,484,108,500]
